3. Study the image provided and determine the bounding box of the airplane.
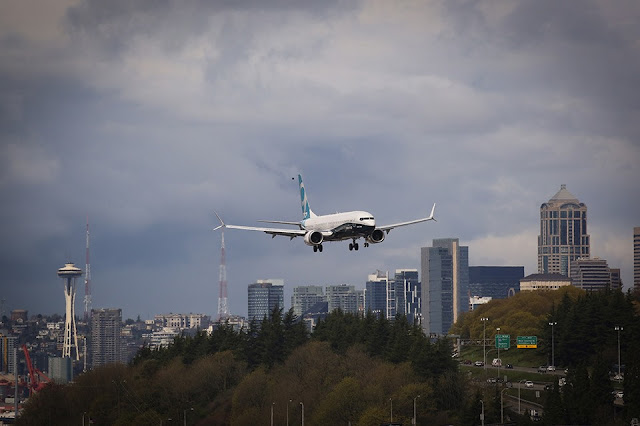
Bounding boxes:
[213,174,436,253]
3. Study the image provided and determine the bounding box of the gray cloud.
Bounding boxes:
[0,0,638,319]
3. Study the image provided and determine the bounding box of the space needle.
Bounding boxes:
[58,262,82,360]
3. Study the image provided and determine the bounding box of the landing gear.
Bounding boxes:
[313,244,323,253]
[349,241,359,251]
[364,242,369,248]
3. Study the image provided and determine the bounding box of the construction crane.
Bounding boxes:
[21,345,50,394]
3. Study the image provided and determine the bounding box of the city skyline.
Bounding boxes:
[1,1,639,320]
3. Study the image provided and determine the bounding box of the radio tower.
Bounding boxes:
[217,231,229,321]
[83,217,92,321]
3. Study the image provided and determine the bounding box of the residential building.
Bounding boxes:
[395,269,421,324]
[10,310,28,323]
[153,313,211,330]
[326,284,360,314]
[570,257,612,291]
[48,356,73,384]
[145,327,180,349]
[520,273,572,291]
[468,266,524,299]
[292,286,326,316]
[247,280,284,322]
[610,268,622,291]
[91,308,122,369]
[0,335,17,375]
[421,238,469,336]
[538,185,590,276]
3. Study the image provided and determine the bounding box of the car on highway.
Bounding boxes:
[475,361,484,367]
[547,365,556,372]
[525,380,534,388]
[505,363,513,369]
[538,366,548,373]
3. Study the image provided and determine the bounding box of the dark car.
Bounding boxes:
[506,364,513,369]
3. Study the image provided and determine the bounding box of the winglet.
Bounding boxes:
[213,211,226,231]
[428,203,437,222]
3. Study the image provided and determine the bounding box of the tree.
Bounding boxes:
[542,379,563,425]
[310,377,366,424]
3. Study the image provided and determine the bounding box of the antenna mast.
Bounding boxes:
[83,217,92,321]
[217,231,229,320]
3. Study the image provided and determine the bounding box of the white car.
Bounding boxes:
[547,365,556,372]
[525,381,534,388]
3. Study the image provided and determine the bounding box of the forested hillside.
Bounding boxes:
[18,311,465,425]
[17,289,640,425]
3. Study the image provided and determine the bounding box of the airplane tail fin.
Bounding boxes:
[298,174,316,220]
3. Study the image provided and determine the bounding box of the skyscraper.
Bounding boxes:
[91,308,122,369]
[634,227,640,291]
[538,185,590,276]
[421,238,469,336]
[394,269,421,325]
[247,280,284,322]
[365,271,389,318]
[291,285,325,316]
[325,284,361,314]
[570,257,612,291]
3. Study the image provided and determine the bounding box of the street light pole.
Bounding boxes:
[300,402,304,426]
[496,327,501,379]
[549,322,557,367]
[287,399,292,426]
[389,398,393,423]
[518,379,526,414]
[615,326,623,380]
[480,399,484,426]
[500,388,508,424]
[271,402,275,426]
[183,407,193,426]
[413,395,421,425]
[481,317,489,372]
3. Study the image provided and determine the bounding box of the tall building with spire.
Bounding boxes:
[538,185,590,276]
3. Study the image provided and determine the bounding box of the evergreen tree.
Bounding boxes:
[542,379,563,425]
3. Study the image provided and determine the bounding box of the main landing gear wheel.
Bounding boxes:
[349,242,359,251]
[313,244,323,253]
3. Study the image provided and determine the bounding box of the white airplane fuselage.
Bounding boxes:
[302,211,375,241]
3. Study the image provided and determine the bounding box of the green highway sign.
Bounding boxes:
[517,336,538,348]
[495,334,510,349]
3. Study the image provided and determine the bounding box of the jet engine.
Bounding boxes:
[366,229,385,244]
[304,231,324,246]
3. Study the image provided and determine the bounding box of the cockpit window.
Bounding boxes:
[360,217,374,221]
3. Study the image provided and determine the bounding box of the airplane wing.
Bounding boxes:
[213,212,321,239]
[257,220,303,228]
[225,224,307,239]
[376,203,436,233]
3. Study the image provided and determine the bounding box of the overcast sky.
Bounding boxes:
[1,0,639,320]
